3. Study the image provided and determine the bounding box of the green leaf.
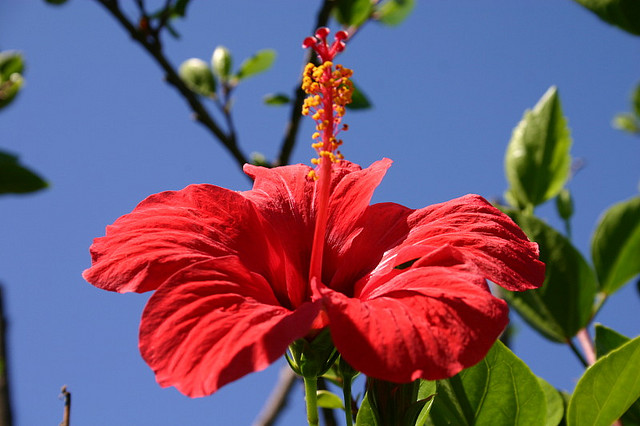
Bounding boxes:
[172,0,191,17]
[263,93,290,106]
[44,0,69,5]
[0,52,24,80]
[567,335,640,426]
[555,189,574,221]
[612,113,640,134]
[316,390,344,409]
[538,377,565,426]
[500,211,597,342]
[505,86,572,209]
[236,49,276,81]
[593,325,640,425]
[415,380,436,426]
[0,150,48,194]
[347,83,372,110]
[356,392,378,426]
[592,196,640,294]
[571,0,640,36]
[595,323,630,359]
[427,341,547,426]
[376,0,415,26]
[178,58,216,97]
[335,0,373,27]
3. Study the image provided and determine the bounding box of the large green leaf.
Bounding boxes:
[505,87,572,209]
[335,0,373,27]
[572,0,640,36]
[591,196,640,295]
[538,377,565,426]
[567,335,640,426]
[376,0,415,26]
[594,325,640,424]
[427,341,547,425]
[0,150,48,194]
[501,211,597,342]
[235,49,276,81]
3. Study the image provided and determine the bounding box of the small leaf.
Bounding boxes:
[0,52,24,80]
[555,188,574,221]
[415,380,437,426]
[178,58,216,96]
[538,377,565,426]
[591,195,640,295]
[335,0,373,27]
[356,392,378,426]
[236,49,276,81]
[595,323,630,359]
[316,390,344,409]
[172,0,191,17]
[0,150,48,194]
[571,0,640,36]
[376,0,415,26]
[347,83,372,110]
[612,113,640,134]
[505,86,572,209]
[567,336,640,426]
[427,341,547,425]
[501,211,597,342]
[263,93,290,106]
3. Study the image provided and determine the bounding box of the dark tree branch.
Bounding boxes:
[276,0,335,166]
[0,286,13,426]
[59,386,71,426]
[93,0,249,169]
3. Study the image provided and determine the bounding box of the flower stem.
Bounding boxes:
[576,328,597,366]
[342,374,354,426]
[303,375,319,426]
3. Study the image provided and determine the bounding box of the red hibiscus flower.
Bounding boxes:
[83,158,544,397]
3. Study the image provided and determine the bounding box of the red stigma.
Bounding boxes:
[303,27,350,62]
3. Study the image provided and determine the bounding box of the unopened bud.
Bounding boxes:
[211,46,232,80]
[178,58,216,97]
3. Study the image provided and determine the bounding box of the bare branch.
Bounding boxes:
[59,386,71,426]
[252,367,299,426]
[93,0,249,169]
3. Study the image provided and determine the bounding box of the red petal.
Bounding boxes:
[83,185,287,297]
[139,257,321,397]
[323,267,508,382]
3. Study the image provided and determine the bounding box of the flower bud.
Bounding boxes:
[211,46,232,80]
[555,188,573,220]
[286,329,338,378]
[178,58,216,97]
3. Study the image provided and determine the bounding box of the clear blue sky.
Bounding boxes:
[1,1,639,424]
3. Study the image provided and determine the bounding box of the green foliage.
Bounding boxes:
[236,49,276,81]
[595,323,630,358]
[335,0,373,27]
[347,83,372,110]
[316,390,344,409]
[178,58,216,97]
[613,82,640,134]
[500,211,597,342]
[572,0,640,36]
[0,150,48,195]
[415,380,436,426]
[591,195,640,295]
[426,341,547,426]
[567,335,640,426]
[538,378,565,426]
[505,87,572,210]
[356,393,378,426]
[555,189,574,221]
[376,0,416,26]
[0,51,25,110]
[263,93,290,106]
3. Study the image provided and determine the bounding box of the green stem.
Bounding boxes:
[303,375,319,426]
[343,375,353,426]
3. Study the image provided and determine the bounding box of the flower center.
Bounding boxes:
[302,28,353,297]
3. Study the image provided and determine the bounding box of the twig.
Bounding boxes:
[59,386,71,426]
[252,366,298,426]
[276,0,335,166]
[576,328,597,366]
[0,286,13,426]
[93,0,249,169]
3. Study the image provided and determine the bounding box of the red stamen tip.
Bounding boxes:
[335,31,349,41]
[315,27,330,40]
[302,37,317,49]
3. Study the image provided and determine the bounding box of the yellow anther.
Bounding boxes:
[307,170,318,181]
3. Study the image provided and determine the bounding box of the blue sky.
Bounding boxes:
[1,1,639,424]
